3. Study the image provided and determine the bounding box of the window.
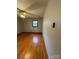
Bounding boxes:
[32,20,38,27]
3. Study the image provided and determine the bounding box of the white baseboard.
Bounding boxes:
[48,54,61,59]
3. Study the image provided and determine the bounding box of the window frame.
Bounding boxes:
[32,20,38,28]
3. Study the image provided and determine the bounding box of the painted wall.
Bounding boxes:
[43,0,61,59]
[17,17,23,34]
[17,17,43,34]
[22,18,43,32]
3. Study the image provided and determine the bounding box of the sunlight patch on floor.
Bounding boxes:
[24,52,31,59]
[33,36,38,44]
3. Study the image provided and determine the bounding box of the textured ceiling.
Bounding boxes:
[17,0,48,16]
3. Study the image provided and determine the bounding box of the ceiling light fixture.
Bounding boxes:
[20,12,26,18]
[20,14,25,18]
[17,8,26,18]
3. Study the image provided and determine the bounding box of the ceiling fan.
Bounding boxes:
[17,8,42,19]
[17,8,26,12]
[17,8,27,18]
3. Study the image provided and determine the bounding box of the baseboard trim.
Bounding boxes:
[17,32,42,36]
[42,34,48,59]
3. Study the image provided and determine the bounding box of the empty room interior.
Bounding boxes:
[17,0,61,59]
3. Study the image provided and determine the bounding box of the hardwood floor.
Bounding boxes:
[17,32,48,59]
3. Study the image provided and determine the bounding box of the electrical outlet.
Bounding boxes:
[53,22,55,28]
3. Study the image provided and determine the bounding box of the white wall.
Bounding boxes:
[17,17,43,34]
[43,0,61,59]
[17,17,23,34]
[22,18,43,32]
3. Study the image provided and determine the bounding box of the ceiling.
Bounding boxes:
[17,0,48,17]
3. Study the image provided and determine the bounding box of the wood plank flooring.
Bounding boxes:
[17,32,48,59]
